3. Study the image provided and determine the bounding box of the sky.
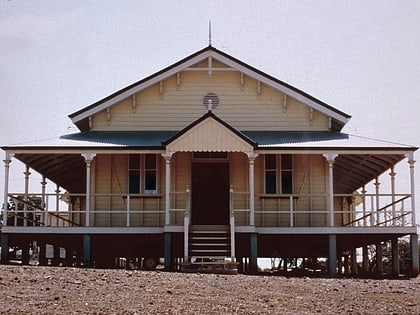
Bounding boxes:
[1,0,420,220]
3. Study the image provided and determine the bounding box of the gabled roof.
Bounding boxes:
[163,111,256,153]
[69,45,351,131]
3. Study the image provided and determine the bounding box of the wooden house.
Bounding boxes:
[1,45,419,276]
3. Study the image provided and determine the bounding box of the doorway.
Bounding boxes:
[191,162,230,225]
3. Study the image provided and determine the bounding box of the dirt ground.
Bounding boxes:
[0,265,419,314]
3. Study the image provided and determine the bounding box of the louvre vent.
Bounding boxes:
[203,93,220,110]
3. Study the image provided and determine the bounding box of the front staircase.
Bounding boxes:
[181,225,238,274]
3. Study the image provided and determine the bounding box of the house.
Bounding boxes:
[1,45,418,276]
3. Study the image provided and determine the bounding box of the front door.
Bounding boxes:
[191,162,230,225]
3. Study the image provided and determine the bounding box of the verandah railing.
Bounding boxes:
[229,190,413,228]
[5,190,413,228]
[6,189,191,228]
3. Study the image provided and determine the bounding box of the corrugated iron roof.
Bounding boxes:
[61,131,177,147]
[3,130,416,194]
[3,130,415,151]
[243,131,415,149]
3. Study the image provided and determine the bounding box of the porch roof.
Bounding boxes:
[3,130,415,151]
[244,131,416,150]
[3,131,416,194]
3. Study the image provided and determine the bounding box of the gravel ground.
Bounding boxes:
[0,265,419,314]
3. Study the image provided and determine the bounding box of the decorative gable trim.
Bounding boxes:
[69,46,351,131]
[163,111,256,153]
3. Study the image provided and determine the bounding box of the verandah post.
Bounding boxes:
[82,153,96,227]
[2,152,12,227]
[323,153,338,227]
[41,176,47,226]
[406,153,416,227]
[23,165,31,227]
[247,153,258,226]
[162,152,173,226]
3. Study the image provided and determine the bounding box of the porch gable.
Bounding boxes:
[164,112,255,153]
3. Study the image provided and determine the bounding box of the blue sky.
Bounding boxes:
[1,1,420,217]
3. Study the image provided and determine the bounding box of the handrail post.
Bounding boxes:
[230,186,235,261]
[55,185,60,226]
[126,195,130,227]
[374,178,380,225]
[289,195,294,227]
[361,187,367,227]
[401,199,405,226]
[390,167,396,225]
[370,195,375,226]
[184,186,190,261]
[13,199,18,226]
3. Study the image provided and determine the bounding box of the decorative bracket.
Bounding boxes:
[283,94,287,113]
[106,108,111,125]
[176,72,181,90]
[309,108,314,125]
[82,153,97,163]
[323,153,338,164]
[132,94,137,113]
[159,81,164,99]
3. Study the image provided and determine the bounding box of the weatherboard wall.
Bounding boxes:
[84,153,332,228]
[89,71,330,132]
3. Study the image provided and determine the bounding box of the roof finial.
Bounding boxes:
[208,20,212,46]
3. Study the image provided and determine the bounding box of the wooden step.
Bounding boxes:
[188,224,231,263]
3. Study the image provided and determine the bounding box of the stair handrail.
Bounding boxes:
[184,186,191,261]
[230,186,236,262]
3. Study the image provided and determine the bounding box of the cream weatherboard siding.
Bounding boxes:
[90,71,330,132]
[87,152,336,228]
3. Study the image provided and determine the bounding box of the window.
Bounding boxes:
[128,154,158,194]
[265,154,277,194]
[264,154,293,194]
[144,154,157,192]
[281,154,293,194]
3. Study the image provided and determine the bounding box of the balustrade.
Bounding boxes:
[5,190,413,229]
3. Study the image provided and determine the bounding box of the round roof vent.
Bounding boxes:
[203,93,220,110]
